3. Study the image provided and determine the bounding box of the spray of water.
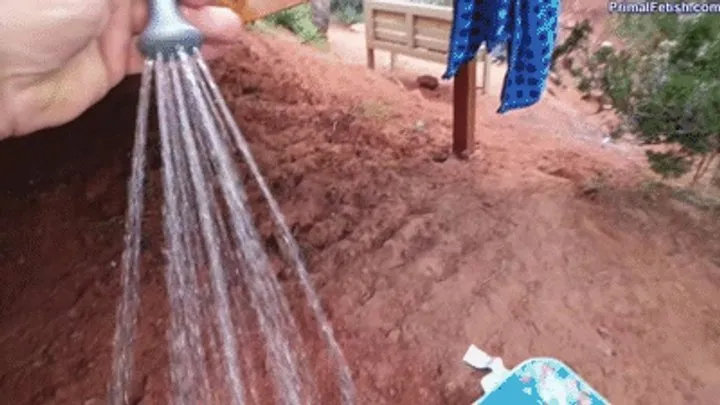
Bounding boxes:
[108,59,153,405]
[109,49,356,405]
[192,49,356,404]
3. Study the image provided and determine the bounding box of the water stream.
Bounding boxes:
[108,50,356,405]
[108,59,153,405]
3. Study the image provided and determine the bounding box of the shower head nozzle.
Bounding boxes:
[138,0,203,59]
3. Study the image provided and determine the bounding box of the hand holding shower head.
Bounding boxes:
[139,0,203,59]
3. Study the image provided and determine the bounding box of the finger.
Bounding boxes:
[132,3,242,42]
[101,0,135,83]
[181,6,243,44]
[131,0,148,35]
[181,0,214,8]
[126,37,145,74]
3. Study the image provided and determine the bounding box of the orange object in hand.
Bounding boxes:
[217,0,308,22]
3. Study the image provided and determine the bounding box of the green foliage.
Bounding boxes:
[556,14,720,182]
[551,19,592,69]
[263,3,325,43]
[331,0,363,24]
[645,151,693,179]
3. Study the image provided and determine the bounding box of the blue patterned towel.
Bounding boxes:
[476,358,610,404]
[442,0,560,113]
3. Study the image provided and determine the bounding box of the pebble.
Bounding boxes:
[387,328,401,343]
[598,343,615,357]
[417,75,439,90]
[444,381,458,396]
[596,325,611,338]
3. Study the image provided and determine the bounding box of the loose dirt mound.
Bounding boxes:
[1,32,719,405]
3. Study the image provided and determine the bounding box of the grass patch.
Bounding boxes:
[263,4,325,44]
[246,20,277,35]
[673,188,720,214]
[640,180,720,214]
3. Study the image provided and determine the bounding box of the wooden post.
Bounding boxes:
[364,0,375,69]
[367,48,376,69]
[452,60,477,159]
[479,46,490,95]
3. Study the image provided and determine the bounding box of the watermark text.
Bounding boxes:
[608,2,720,14]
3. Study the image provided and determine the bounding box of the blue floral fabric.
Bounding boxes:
[442,0,560,113]
[476,358,610,405]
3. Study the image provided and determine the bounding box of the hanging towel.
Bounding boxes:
[442,0,560,113]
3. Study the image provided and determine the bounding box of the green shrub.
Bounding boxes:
[264,3,325,43]
[330,0,363,24]
[555,15,720,183]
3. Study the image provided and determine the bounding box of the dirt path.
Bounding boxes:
[0,29,719,405]
[325,24,509,95]
[321,23,639,154]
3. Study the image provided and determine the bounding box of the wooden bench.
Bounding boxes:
[364,0,490,158]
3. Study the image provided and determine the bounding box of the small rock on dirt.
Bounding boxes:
[549,72,563,85]
[562,19,577,29]
[417,75,439,90]
[598,342,616,357]
[561,57,573,70]
[431,151,450,163]
[596,325,612,338]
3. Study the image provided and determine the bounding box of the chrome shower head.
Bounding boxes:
[138,0,203,59]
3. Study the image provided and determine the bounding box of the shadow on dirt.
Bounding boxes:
[0,77,148,198]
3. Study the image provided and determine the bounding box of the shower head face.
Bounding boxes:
[139,24,203,59]
[139,0,204,59]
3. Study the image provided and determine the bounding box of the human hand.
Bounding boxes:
[0,0,243,139]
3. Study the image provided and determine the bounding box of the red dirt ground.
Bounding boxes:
[1,27,720,405]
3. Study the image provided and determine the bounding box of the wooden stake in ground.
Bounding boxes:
[362,0,482,159]
[453,60,477,159]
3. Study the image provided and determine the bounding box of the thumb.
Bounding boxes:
[182,5,244,44]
